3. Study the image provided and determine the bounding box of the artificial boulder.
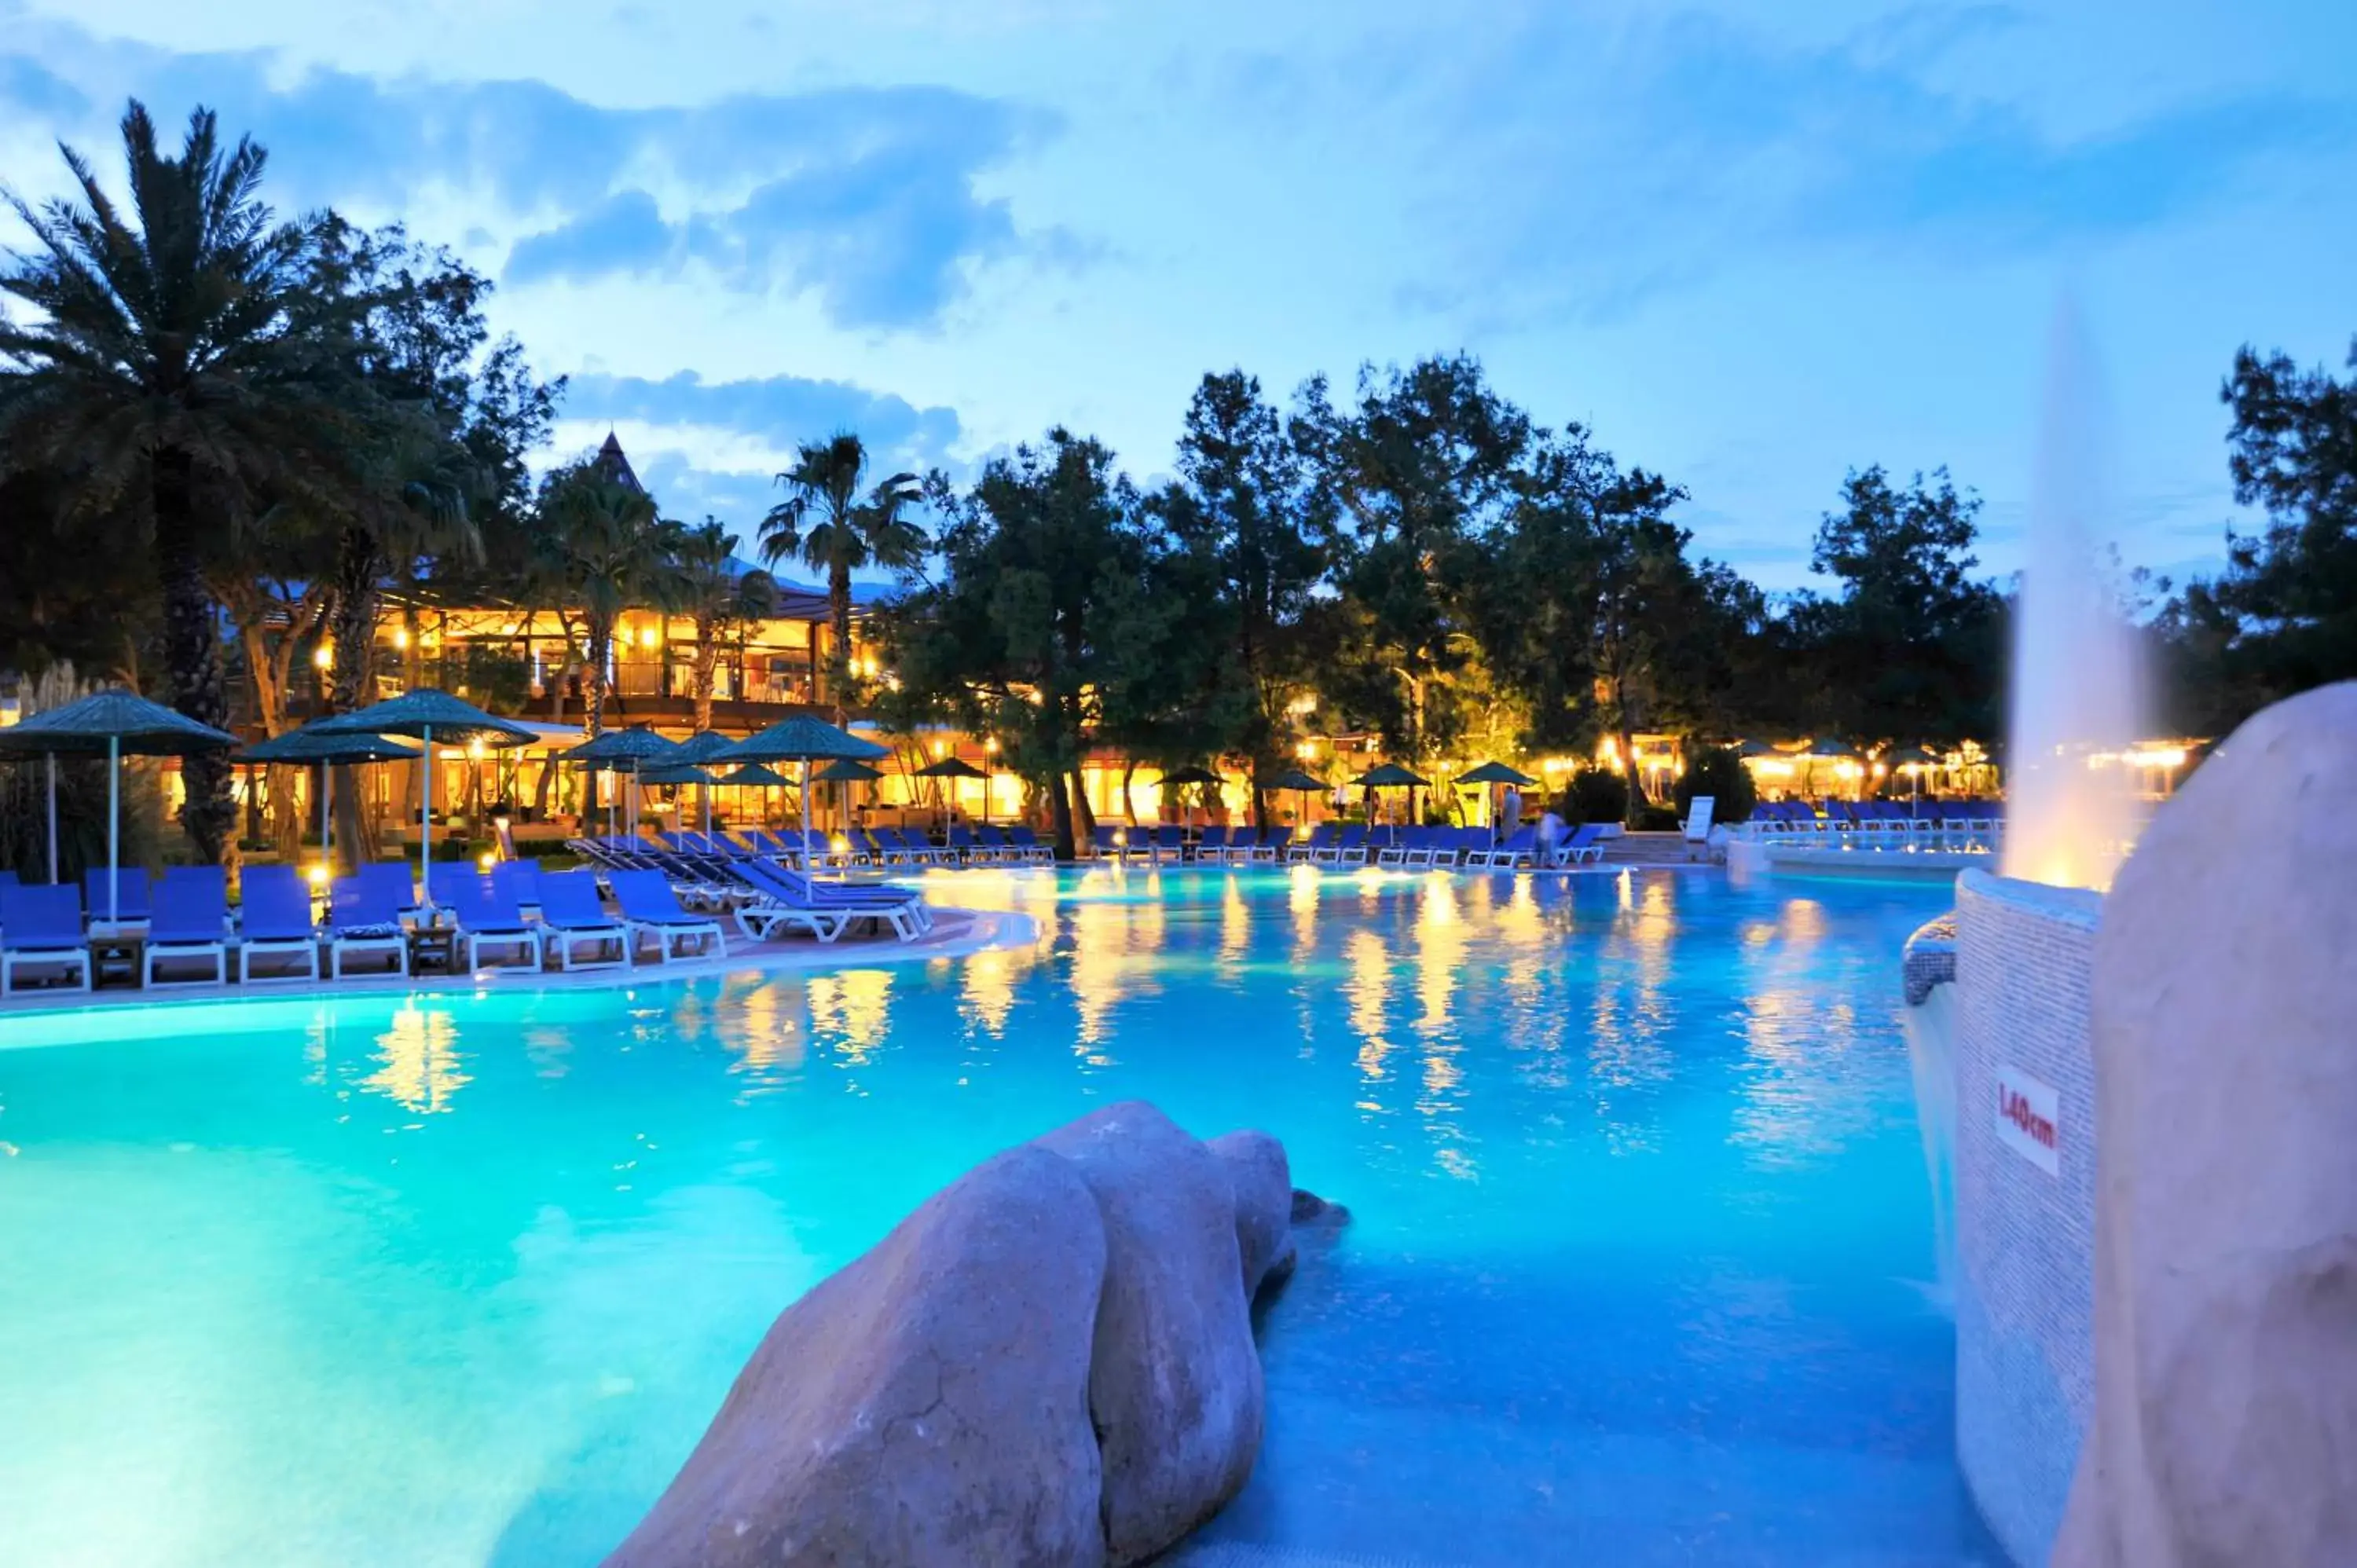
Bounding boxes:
[1037,1103,1268,1566]
[1208,1129,1296,1297]
[603,1145,1111,1568]
[607,1103,1310,1568]
[2055,680,2357,1568]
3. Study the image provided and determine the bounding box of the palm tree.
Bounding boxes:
[0,101,355,865]
[759,433,925,714]
[673,518,775,733]
[537,460,685,739]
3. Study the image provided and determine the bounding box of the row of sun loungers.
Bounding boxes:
[1747,798,2003,846]
[566,837,936,943]
[1076,820,1610,869]
[0,846,946,994]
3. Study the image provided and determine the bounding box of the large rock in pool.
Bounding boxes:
[1208,1129,1295,1297]
[2055,680,2357,1568]
[606,1104,1308,1568]
[1037,1104,1270,1566]
[603,1144,1110,1568]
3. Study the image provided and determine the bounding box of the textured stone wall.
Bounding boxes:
[1953,869,2100,1567]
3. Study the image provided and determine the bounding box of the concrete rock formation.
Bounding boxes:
[1208,1129,1296,1296]
[606,1101,1309,1568]
[2055,680,2357,1568]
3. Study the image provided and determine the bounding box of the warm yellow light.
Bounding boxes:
[1750,758,1793,778]
[393,628,411,650]
[2124,746,2189,769]
[1295,740,1317,760]
[1113,830,1127,847]
[931,740,948,758]
[467,738,487,760]
[830,834,849,854]
[984,736,999,754]
[312,644,334,670]
[477,852,496,873]
[1871,761,1887,779]
[1286,693,1318,716]
[306,863,330,888]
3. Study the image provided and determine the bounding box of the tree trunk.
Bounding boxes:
[828,566,853,722]
[584,621,612,738]
[583,619,611,818]
[1048,768,1076,862]
[691,619,718,734]
[1120,758,1138,825]
[153,448,236,871]
[325,526,388,874]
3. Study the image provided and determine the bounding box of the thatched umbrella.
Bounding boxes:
[1352,761,1431,826]
[721,716,889,866]
[1159,764,1223,831]
[0,689,237,920]
[311,691,537,910]
[1264,765,1326,833]
[717,762,793,830]
[1456,760,1537,839]
[1883,743,1941,802]
[658,731,738,837]
[236,727,420,879]
[562,725,680,838]
[915,754,992,823]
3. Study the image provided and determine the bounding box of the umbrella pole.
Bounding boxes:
[107,736,119,925]
[45,752,57,885]
[800,757,814,871]
[318,760,330,878]
[419,725,433,910]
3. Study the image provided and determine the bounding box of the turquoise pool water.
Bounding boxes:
[0,866,2000,1566]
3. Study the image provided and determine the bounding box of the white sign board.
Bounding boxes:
[1995,1064,2060,1177]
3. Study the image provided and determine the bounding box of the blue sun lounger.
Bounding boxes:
[752,863,932,943]
[144,866,231,987]
[236,865,321,983]
[1,883,92,993]
[327,877,409,978]
[533,870,631,971]
[440,874,544,973]
[608,869,728,964]
[726,860,852,943]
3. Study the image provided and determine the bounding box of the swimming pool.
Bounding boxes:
[0,866,2000,1566]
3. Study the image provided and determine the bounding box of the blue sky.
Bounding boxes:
[2,0,2351,591]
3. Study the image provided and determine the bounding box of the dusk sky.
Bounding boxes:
[2,0,2349,592]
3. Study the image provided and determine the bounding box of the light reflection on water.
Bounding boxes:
[0,866,1990,1567]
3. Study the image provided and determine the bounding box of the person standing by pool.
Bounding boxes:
[1538,804,1565,866]
[1498,783,1521,847]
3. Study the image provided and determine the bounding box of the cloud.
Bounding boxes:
[0,20,1070,328]
[504,189,673,285]
[548,369,966,546]
[1282,7,2351,329]
[563,369,962,472]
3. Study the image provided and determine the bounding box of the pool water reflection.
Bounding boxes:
[0,866,2000,1566]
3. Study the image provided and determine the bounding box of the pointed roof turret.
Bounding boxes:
[594,430,643,493]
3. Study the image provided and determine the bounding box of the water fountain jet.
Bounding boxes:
[2001,299,2149,890]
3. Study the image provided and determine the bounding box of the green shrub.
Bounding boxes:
[1631,804,1682,831]
[1567,767,1629,826]
[1674,744,1757,824]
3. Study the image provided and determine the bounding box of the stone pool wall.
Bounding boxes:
[1952,869,2099,1568]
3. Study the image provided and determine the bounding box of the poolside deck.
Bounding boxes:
[0,906,1039,1018]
